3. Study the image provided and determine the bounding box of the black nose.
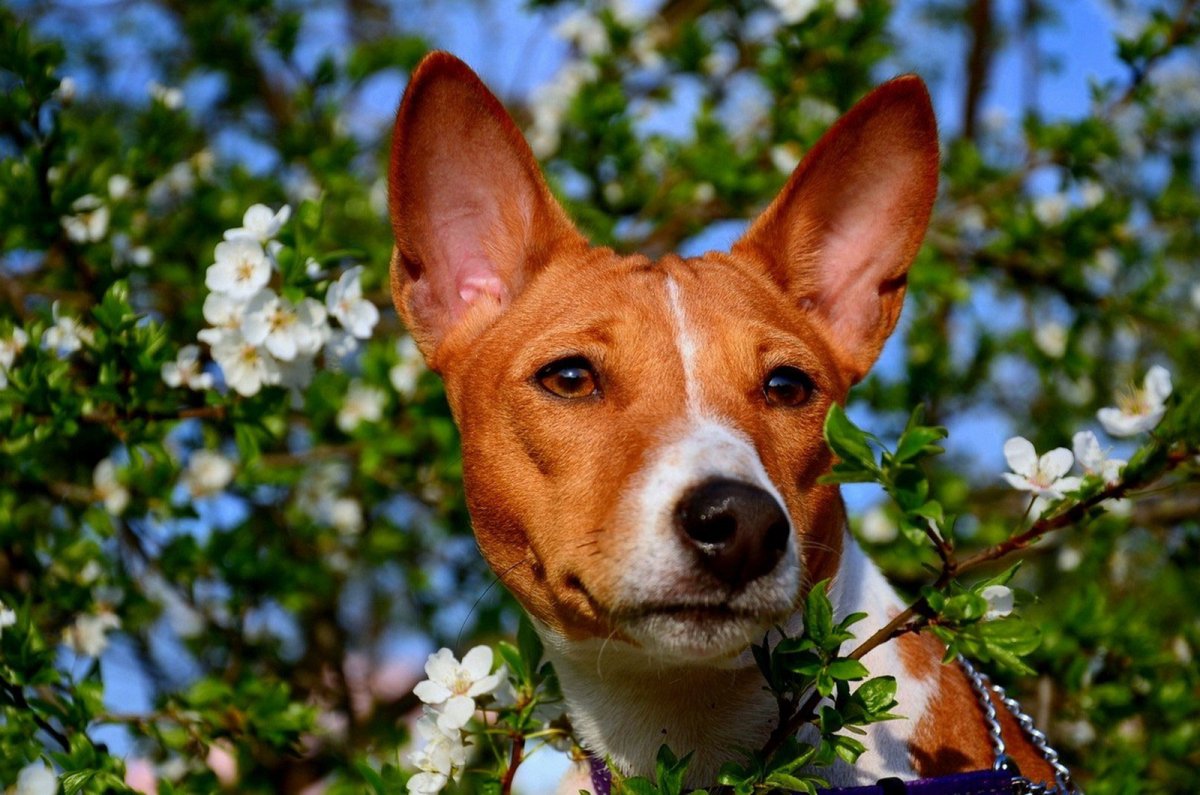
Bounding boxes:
[674,478,790,587]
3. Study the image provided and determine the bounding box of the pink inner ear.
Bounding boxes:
[391,53,582,352]
[457,269,506,305]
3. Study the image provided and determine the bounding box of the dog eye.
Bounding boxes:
[764,366,814,407]
[536,357,599,399]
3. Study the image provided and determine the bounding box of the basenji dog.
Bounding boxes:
[387,51,1057,790]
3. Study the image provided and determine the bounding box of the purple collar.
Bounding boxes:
[588,757,1017,795]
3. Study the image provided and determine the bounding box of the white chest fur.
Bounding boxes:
[539,532,931,788]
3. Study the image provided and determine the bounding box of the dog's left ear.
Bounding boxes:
[732,76,939,384]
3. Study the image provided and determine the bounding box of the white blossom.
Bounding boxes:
[631,26,668,70]
[0,326,29,389]
[112,233,153,268]
[1079,180,1105,209]
[859,505,898,544]
[1092,248,1121,278]
[223,204,291,244]
[981,585,1014,620]
[1097,365,1172,436]
[770,143,801,174]
[56,76,76,103]
[0,601,15,637]
[241,289,327,361]
[1033,193,1068,226]
[556,10,609,55]
[42,301,93,356]
[148,80,184,109]
[337,381,386,433]
[183,450,235,498]
[295,461,351,524]
[833,0,858,19]
[414,646,504,732]
[1191,283,1200,312]
[61,194,110,243]
[527,61,599,158]
[15,761,59,795]
[769,0,819,24]
[200,292,243,333]
[407,714,468,794]
[162,345,214,391]
[326,266,379,339]
[205,239,272,301]
[389,339,425,398]
[210,330,281,396]
[93,458,130,516]
[1033,321,1068,359]
[1057,546,1083,572]
[1071,430,1125,485]
[1001,436,1075,499]
[956,205,987,235]
[330,497,364,535]
[107,174,132,200]
[64,610,121,657]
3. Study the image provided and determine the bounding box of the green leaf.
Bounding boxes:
[823,404,878,472]
[826,658,870,681]
[854,676,898,715]
[61,771,95,795]
[495,641,527,686]
[355,761,387,794]
[804,580,834,647]
[618,777,659,795]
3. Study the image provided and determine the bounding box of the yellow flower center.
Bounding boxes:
[1116,385,1148,416]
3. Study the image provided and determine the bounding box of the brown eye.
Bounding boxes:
[536,357,599,399]
[764,366,814,407]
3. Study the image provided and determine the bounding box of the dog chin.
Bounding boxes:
[621,609,779,663]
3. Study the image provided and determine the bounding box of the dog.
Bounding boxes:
[387,51,1057,791]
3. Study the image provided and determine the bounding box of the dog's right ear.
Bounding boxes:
[389,52,587,371]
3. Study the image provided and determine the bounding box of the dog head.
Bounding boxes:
[389,52,937,662]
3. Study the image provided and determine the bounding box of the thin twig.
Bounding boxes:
[499,733,526,795]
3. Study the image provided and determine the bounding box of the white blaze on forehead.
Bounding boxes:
[665,275,702,413]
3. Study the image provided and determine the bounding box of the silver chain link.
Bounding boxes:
[958,655,1079,794]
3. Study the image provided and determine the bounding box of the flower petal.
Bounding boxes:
[424,648,457,683]
[1144,365,1172,404]
[1054,476,1083,495]
[1002,473,1033,491]
[436,695,475,731]
[466,670,504,698]
[413,680,451,705]
[1072,431,1103,472]
[1039,447,1074,480]
[1003,436,1038,477]
[1098,407,1148,437]
[460,645,492,680]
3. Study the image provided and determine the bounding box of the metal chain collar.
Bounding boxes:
[958,655,1080,795]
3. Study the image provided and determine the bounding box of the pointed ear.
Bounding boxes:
[732,76,939,383]
[389,52,586,370]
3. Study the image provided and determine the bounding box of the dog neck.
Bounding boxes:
[537,531,934,787]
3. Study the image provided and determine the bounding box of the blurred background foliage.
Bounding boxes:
[0,0,1198,792]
